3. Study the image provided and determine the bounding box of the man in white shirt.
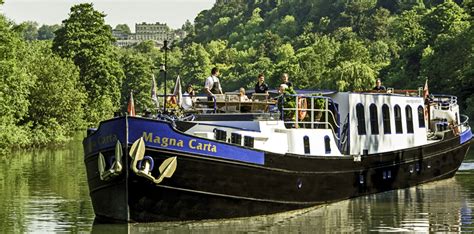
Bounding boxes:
[204,67,223,100]
[181,84,195,110]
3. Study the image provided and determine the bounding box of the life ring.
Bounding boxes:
[167,96,177,105]
[137,156,155,175]
[298,97,307,120]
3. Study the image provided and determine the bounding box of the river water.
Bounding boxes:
[0,133,473,233]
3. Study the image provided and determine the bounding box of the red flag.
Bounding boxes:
[128,91,135,116]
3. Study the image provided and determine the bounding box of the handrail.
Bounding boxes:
[280,94,340,140]
[430,94,457,106]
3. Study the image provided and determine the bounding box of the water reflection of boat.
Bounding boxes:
[84,90,472,222]
[90,178,472,232]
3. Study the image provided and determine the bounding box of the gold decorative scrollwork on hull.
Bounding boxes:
[98,140,123,181]
[129,137,177,185]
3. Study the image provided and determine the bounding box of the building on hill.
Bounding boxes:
[113,22,186,47]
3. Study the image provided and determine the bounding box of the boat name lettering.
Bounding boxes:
[142,132,217,152]
[142,132,218,152]
[142,132,184,147]
[98,134,117,145]
[188,139,217,153]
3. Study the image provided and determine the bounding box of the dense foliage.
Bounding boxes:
[0,15,85,154]
[0,0,472,155]
[52,3,124,125]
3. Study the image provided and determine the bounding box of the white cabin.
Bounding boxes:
[181,91,462,157]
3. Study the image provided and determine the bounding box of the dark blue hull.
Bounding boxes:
[84,116,472,222]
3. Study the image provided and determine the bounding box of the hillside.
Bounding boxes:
[179,0,472,110]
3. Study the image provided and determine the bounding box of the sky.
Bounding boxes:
[0,0,215,31]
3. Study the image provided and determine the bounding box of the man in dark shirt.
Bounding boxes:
[373,78,386,91]
[254,73,269,94]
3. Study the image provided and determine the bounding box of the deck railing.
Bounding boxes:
[280,94,340,140]
[430,94,457,110]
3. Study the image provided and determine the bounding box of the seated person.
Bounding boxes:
[239,87,250,102]
[181,84,196,110]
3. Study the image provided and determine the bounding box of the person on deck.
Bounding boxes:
[373,78,386,91]
[204,67,223,101]
[239,87,250,102]
[281,73,293,88]
[276,84,289,114]
[181,84,195,110]
[254,73,269,94]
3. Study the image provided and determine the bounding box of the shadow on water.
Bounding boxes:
[1,134,474,233]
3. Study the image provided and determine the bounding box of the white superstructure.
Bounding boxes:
[182,91,462,157]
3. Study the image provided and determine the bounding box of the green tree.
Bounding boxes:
[134,40,157,54]
[181,19,194,36]
[114,24,131,34]
[0,15,33,154]
[13,21,39,41]
[295,35,338,90]
[52,3,124,125]
[275,15,298,39]
[328,61,377,91]
[37,24,61,40]
[119,52,155,114]
[360,7,391,40]
[23,41,86,145]
[180,43,211,90]
[391,7,427,49]
[422,0,470,42]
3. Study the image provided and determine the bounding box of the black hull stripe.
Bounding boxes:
[138,165,461,206]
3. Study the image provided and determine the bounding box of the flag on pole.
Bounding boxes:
[423,79,429,99]
[423,79,429,124]
[151,74,159,108]
[127,91,135,116]
[173,75,183,106]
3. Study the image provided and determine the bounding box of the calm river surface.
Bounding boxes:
[1,133,474,233]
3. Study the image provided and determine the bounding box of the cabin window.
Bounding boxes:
[369,104,379,135]
[356,103,366,135]
[303,136,310,154]
[417,106,425,128]
[231,133,242,145]
[405,106,414,134]
[324,136,331,154]
[394,105,403,134]
[214,128,227,141]
[382,104,391,134]
[244,136,254,148]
